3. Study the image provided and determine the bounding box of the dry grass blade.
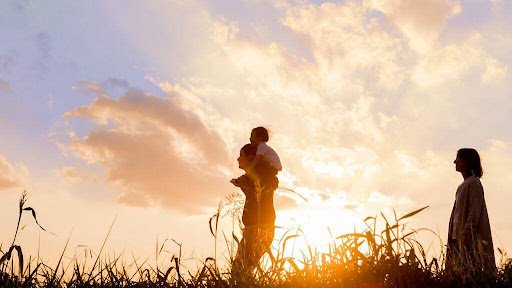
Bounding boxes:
[129,253,149,281]
[281,234,300,253]
[159,266,175,283]
[209,215,217,238]
[174,256,184,286]
[0,245,23,277]
[398,206,429,221]
[2,191,510,287]
[337,233,367,239]
[0,247,12,266]
[277,187,309,202]
[11,191,28,247]
[195,257,215,286]
[22,207,53,234]
[364,216,375,222]
[87,215,117,283]
[14,245,23,278]
[51,231,72,285]
[22,262,41,288]
[288,258,300,272]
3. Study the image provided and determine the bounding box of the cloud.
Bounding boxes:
[281,1,410,91]
[410,32,509,89]
[489,0,503,7]
[368,191,413,206]
[0,154,26,191]
[52,1,512,250]
[208,10,393,149]
[481,58,508,84]
[59,166,98,183]
[155,0,510,209]
[368,191,393,204]
[366,0,462,52]
[72,80,105,96]
[62,81,233,212]
[197,3,420,202]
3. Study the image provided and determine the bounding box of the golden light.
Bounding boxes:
[273,188,365,260]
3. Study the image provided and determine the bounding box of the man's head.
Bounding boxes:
[238,144,257,170]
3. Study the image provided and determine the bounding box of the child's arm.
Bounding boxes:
[245,154,264,173]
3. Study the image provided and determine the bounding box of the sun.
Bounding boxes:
[273,199,364,260]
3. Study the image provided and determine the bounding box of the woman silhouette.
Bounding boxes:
[446,148,494,270]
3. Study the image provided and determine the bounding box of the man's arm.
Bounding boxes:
[231,175,253,195]
[230,177,241,187]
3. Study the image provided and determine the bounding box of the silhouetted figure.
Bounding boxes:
[230,140,280,275]
[446,148,495,272]
[247,127,281,221]
[248,127,282,176]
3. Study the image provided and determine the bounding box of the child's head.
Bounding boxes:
[250,126,269,145]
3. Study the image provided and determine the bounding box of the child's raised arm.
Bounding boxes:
[245,154,264,173]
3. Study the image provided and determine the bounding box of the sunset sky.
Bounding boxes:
[1,0,512,266]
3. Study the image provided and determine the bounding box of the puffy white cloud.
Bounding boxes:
[481,58,508,84]
[55,1,512,253]
[281,1,410,92]
[366,0,462,52]
[144,0,510,210]
[489,0,503,7]
[59,166,98,183]
[0,154,26,191]
[62,81,233,211]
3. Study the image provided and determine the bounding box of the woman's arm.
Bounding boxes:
[463,180,485,242]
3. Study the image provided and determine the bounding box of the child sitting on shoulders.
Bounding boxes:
[246,126,281,190]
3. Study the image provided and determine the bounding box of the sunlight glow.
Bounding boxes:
[274,195,364,259]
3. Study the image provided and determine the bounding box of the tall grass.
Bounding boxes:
[1,191,511,287]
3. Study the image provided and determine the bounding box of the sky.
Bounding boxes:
[1,0,512,268]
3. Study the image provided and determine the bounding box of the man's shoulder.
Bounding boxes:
[238,174,252,182]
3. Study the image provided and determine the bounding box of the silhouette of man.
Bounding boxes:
[231,144,277,274]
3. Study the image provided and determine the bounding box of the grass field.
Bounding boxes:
[2,192,511,287]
